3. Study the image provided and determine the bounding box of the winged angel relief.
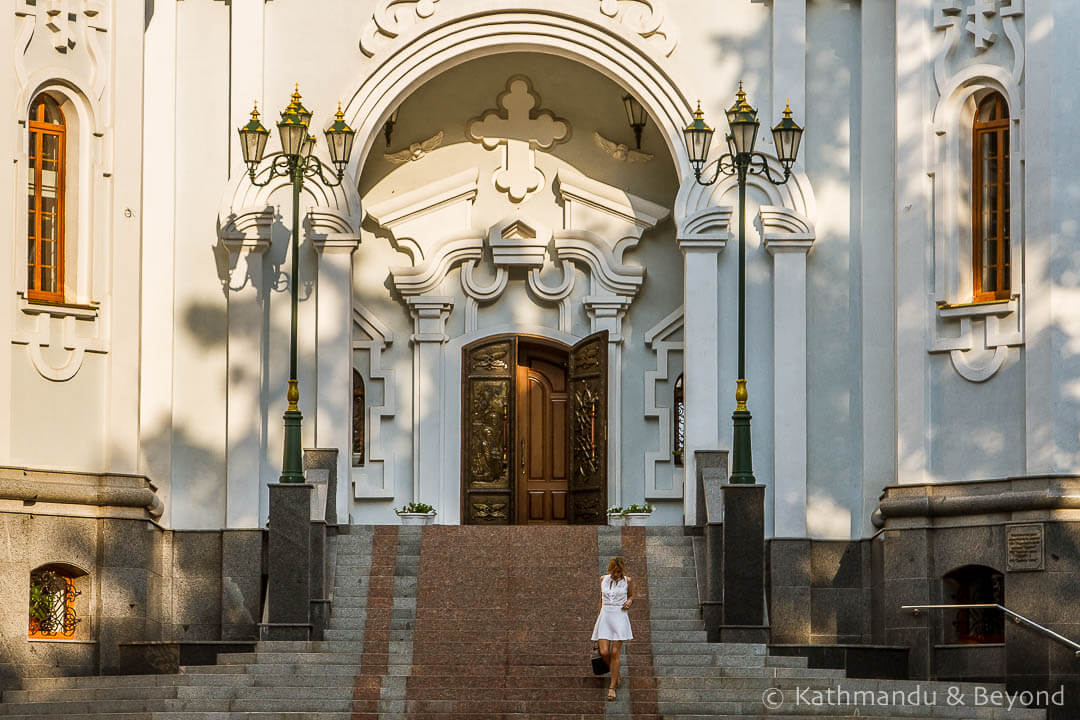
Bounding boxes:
[593,132,653,163]
[384,131,444,164]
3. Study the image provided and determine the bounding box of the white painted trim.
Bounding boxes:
[351,306,397,501]
[643,306,684,500]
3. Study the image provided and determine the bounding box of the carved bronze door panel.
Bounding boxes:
[567,331,608,524]
[515,349,569,524]
[462,338,515,524]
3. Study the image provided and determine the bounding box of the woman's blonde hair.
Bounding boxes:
[607,556,626,584]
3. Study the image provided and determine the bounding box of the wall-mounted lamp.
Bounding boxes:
[622,94,648,150]
[384,108,399,148]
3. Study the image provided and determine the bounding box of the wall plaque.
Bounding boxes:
[1006,523,1045,572]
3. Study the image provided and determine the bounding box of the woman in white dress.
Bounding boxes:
[591,556,633,701]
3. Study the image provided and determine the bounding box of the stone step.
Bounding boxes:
[650,619,705,631]
[216,652,367,665]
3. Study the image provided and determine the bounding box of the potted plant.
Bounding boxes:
[395,502,436,525]
[606,506,625,526]
[621,503,654,526]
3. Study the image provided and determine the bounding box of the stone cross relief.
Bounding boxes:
[467,76,570,203]
[934,0,1024,51]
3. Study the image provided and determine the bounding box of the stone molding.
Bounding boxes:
[874,475,1080,528]
[0,465,163,518]
[598,0,677,58]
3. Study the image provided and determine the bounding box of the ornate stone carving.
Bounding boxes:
[467,76,570,203]
[384,131,444,164]
[594,132,653,163]
[598,0,677,57]
[352,306,397,498]
[933,0,1025,87]
[360,0,440,57]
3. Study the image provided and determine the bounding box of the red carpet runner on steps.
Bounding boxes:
[349,525,657,719]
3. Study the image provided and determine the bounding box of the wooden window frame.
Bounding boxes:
[971,93,1010,302]
[27,95,66,303]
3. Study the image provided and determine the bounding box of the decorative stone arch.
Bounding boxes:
[673,156,817,231]
[12,77,107,382]
[340,6,699,221]
[928,66,1023,383]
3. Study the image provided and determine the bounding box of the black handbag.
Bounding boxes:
[591,642,609,675]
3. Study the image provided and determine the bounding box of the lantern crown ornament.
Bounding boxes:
[288,84,313,128]
[238,101,270,170]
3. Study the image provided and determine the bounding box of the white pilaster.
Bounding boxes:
[677,228,729,524]
[139,0,178,525]
[107,6,146,475]
[406,297,454,514]
[229,0,265,178]
[314,235,361,526]
[895,0,932,485]
[225,239,269,528]
[765,236,813,538]
[771,0,807,123]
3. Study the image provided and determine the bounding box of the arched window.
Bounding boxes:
[673,373,684,467]
[28,566,82,639]
[972,92,1010,302]
[27,94,66,302]
[943,565,1004,644]
[352,369,365,466]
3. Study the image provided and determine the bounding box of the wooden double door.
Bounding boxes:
[461,333,607,525]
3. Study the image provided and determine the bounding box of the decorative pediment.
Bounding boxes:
[364,169,479,263]
[554,167,670,260]
[488,215,553,268]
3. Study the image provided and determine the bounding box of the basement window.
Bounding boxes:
[942,565,1004,644]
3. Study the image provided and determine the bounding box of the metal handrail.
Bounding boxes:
[902,603,1080,657]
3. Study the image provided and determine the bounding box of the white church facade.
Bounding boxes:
[2,0,1079,698]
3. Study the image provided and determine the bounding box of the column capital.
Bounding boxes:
[313,235,361,254]
[583,295,632,341]
[764,238,814,255]
[678,237,728,254]
[406,296,454,343]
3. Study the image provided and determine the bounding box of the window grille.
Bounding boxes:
[673,374,685,467]
[28,569,80,639]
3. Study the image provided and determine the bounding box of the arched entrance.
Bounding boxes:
[462,332,608,525]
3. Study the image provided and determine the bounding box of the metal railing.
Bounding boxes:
[902,603,1080,657]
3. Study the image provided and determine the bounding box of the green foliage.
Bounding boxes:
[621,503,654,515]
[606,506,624,515]
[395,502,436,515]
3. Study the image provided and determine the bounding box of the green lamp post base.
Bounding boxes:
[279,379,306,484]
[729,378,756,485]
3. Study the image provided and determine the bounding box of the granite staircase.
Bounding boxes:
[644,527,1046,719]
[0,524,1050,719]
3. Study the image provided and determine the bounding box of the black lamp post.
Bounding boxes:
[237,87,357,483]
[682,85,803,484]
